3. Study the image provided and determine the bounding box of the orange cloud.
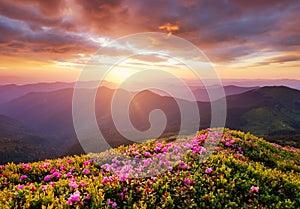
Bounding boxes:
[159,23,179,35]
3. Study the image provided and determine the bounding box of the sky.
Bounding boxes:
[0,0,299,84]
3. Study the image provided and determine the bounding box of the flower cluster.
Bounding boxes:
[0,129,299,208]
[67,190,80,205]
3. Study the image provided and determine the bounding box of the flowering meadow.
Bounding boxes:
[0,129,299,208]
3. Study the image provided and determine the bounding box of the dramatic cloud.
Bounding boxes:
[0,0,299,82]
[0,0,66,27]
[269,55,300,63]
[0,16,97,59]
[159,23,179,35]
[257,55,300,66]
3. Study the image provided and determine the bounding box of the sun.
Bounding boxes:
[106,68,138,84]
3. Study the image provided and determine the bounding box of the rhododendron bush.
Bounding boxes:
[0,129,299,208]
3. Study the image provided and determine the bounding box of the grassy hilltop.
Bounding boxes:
[0,129,299,208]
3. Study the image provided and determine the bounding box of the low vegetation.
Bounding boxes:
[0,129,299,208]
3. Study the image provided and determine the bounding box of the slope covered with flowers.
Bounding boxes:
[0,129,299,208]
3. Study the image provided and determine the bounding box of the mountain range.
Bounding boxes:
[0,83,299,164]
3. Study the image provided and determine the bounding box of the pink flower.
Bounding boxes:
[79,182,87,187]
[66,172,72,178]
[20,175,27,180]
[225,142,231,147]
[144,152,151,157]
[156,142,163,147]
[119,173,127,182]
[41,163,50,169]
[112,202,117,208]
[143,158,153,167]
[68,159,73,163]
[50,167,57,174]
[17,185,24,190]
[107,199,117,208]
[67,191,80,205]
[82,169,90,175]
[69,181,79,189]
[205,168,213,174]
[84,194,90,200]
[83,159,92,166]
[179,161,188,170]
[44,175,51,182]
[238,146,243,152]
[197,135,206,142]
[107,199,112,205]
[42,185,48,191]
[192,146,206,154]
[21,163,31,171]
[112,157,119,164]
[60,166,66,171]
[161,147,168,152]
[102,176,111,184]
[250,186,259,193]
[154,146,161,152]
[164,160,171,166]
[52,171,62,179]
[184,178,192,186]
[134,151,140,158]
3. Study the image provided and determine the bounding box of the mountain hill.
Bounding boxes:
[151,85,257,101]
[0,115,63,164]
[225,86,300,147]
[0,115,28,137]
[0,129,299,208]
[190,85,257,101]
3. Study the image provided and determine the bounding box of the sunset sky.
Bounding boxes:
[0,0,299,84]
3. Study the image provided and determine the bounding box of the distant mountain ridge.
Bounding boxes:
[0,80,116,104]
[0,85,300,163]
[0,82,74,104]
